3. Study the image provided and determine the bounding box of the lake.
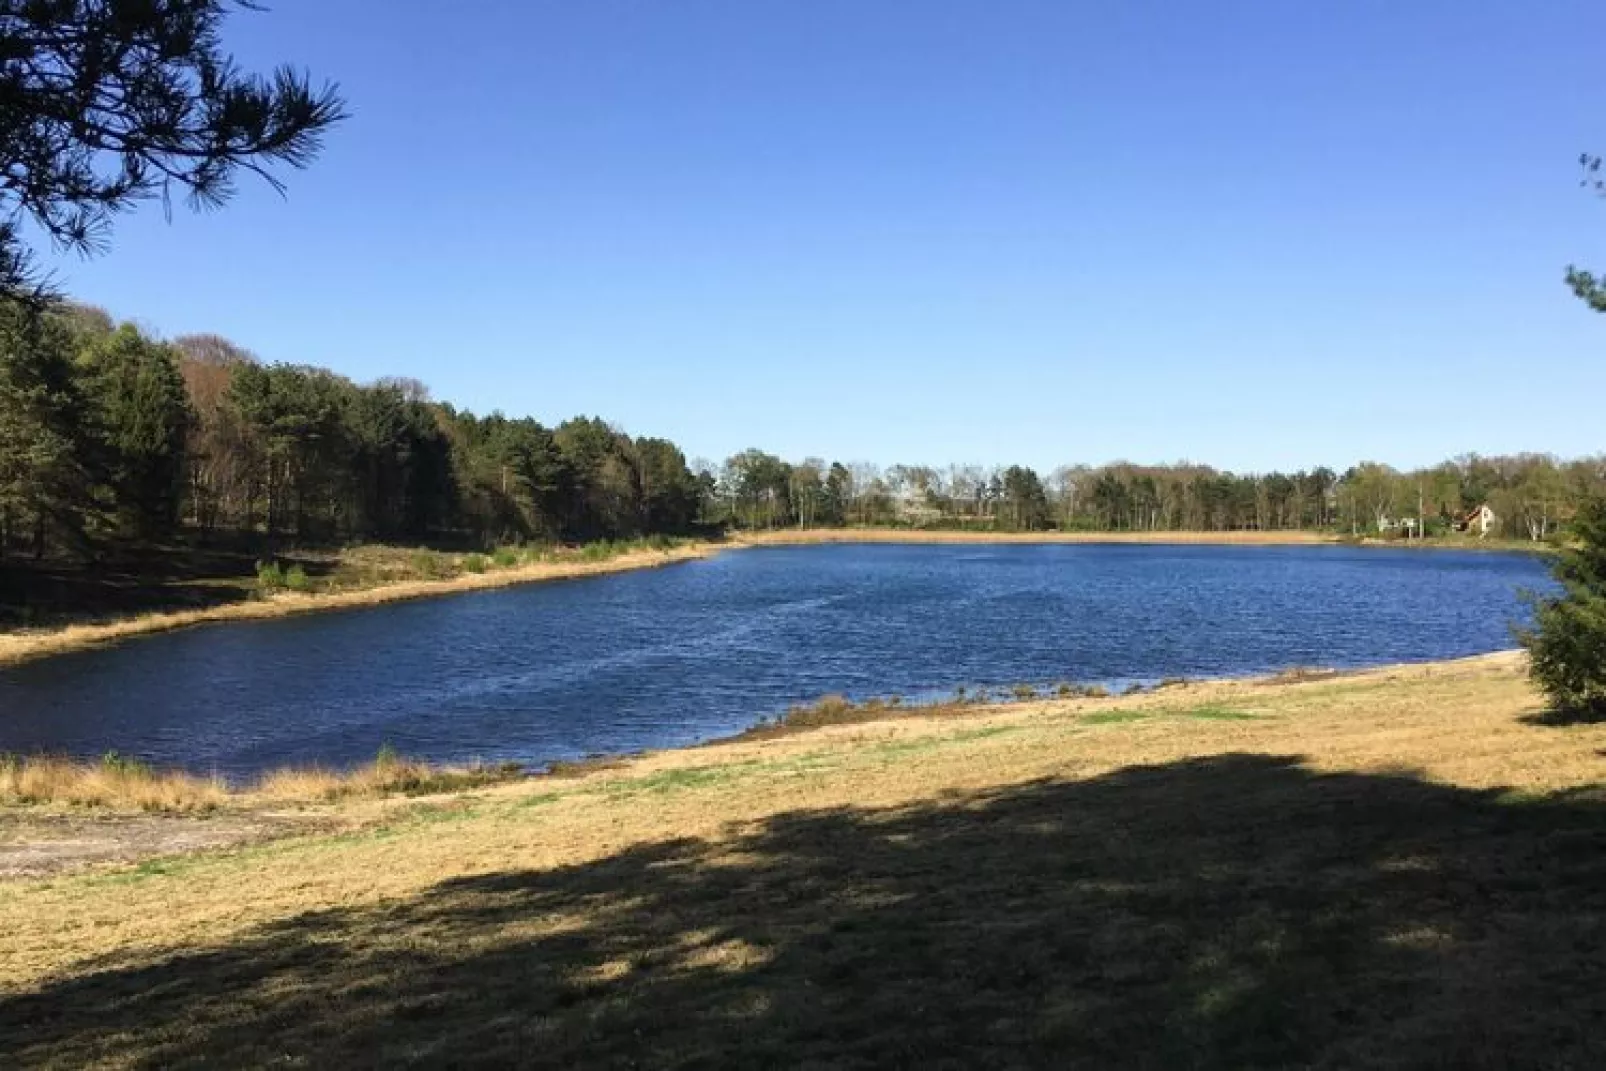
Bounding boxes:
[0,544,1551,777]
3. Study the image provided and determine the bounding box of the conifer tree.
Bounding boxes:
[1520,499,1606,718]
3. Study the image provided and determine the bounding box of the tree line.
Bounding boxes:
[0,304,701,560]
[3,302,1601,562]
[703,452,1605,543]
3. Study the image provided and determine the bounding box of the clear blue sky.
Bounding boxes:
[41,1,1606,474]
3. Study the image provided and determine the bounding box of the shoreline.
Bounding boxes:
[9,647,1602,1063]
[730,527,1547,551]
[0,542,718,670]
[734,528,1337,546]
[1,528,1547,670]
[0,649,1535,876]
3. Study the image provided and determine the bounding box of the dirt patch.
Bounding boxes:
[0,809,335,879]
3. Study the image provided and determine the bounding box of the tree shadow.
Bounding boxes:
[4,754,1604,1068]
[0,540,337,627]
[1518,705,1606,727]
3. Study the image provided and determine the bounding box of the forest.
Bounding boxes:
[0,301,1598,564]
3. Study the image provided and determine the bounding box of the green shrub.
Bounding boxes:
[100,750,152,779]
[1011,684,1038,701]
[580,541,619,562]
[375,742,400,769]
[409,549,452,579]
[284,564,311,592]
[1519,498,1606,719]
[491,546,521,568]
[462,553,488,574]
[256,560,287,593]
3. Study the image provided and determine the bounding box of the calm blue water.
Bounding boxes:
[0,545,1551,777]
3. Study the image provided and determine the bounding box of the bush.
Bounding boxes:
[580,540,619,562]
[100,750,152,779]
[461,553,488,574]
[256,560,287,593]
[1519,499,1606,719]
[491,546,521,568]
[409,549,452,579]
[284,564,311,592]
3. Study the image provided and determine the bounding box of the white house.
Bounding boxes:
[1456,503,1497,538]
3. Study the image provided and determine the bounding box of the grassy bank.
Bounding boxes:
[3,651,1604,1066]
[0,538,715,669]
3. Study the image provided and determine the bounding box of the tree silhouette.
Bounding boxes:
[0,0,345,297]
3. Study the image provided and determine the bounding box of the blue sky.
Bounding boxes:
[40,1,1606,473]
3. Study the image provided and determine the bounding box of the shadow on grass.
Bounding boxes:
[3,754,1604,1067]
[1520,706,1606,727]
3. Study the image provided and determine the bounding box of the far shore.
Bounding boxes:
[0,527,1547,670]
[731,527,1546,551]
[0,542,718,671]
[734,527,1337,546]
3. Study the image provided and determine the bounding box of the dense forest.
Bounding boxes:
[0,301,1598,562]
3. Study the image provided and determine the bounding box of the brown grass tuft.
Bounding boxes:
[1261,666,1341,685]
[0,754,228,812]
[1,752,525,812]
[254,757,524,803]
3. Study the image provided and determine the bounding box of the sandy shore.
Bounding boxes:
[733,527,1341,546]
[0,543,718,669]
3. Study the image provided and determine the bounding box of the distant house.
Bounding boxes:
[1455,503,1497,538]
[894,490,944,527]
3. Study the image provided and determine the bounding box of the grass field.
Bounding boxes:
[2,652,1603,1067]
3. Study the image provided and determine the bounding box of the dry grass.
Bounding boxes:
[0,754,229,813]
[0,541,716,669]
[1260,664,1342,685]
[253,756,524,803]
[735,527,1341,546]
[3,652,1605,1067]
[0,752,524,812]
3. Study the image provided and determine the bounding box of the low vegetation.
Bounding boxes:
[0,752,229,813]
[0,749,525,812]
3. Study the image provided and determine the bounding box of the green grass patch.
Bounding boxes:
[603,763,762,798]
[1082,710,1150,726]
[868,725,1026,761]
[1176,704,1262,722]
